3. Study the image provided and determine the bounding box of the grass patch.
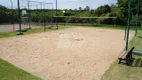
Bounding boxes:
[92,25,142,30]
[0,59,41,80]
[101,55,142,80]
[94,25,126,30]
[129,36,142,50]
[67,25,126,30]
[0,32,17,38]
[72,24,142,30]
[101,31,142,80]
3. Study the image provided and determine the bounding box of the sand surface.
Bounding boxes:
[0,27,134,80]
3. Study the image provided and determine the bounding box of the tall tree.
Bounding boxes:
[79,7,82,11]
[84,6,90,10]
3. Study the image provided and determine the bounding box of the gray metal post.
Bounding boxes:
[17,0,23,35]
[27,0,31,29]
[43,3,46,32]
[56,0,58,29]
[36,5,38,9]
[10,0,15,32]
[40,2,42,9]
[10,0,13,9]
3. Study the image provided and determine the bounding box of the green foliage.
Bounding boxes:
[117,0,142,25]
[94,5,111,16]
[84,6,90,11]
[0,5,18,23]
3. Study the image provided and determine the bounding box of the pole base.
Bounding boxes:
[16,32,24,35]
[52,27,58,30]
[137,35,142,38]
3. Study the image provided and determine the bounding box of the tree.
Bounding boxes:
[79,7,82,11]
[0,5,9,23]
[94,5,111,16]
[0,5,7,10]
[117,0,142,25]
[84,6,90,10]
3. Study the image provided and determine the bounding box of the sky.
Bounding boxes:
[0,0,117,9]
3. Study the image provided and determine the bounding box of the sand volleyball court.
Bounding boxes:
[0,27,134,80]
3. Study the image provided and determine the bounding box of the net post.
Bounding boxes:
[43,3,46,32]
[125,0,131,50]
[135,0,140,36]
[56,0,58,29]
[17,0,23,35]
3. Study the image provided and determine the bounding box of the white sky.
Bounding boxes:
[0,0,117,9]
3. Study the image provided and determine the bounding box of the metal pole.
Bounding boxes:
[36,5,38,9]
[63,10,65,26]
[125,0,131,50]
[40,2,43,29]
[27,0,31,29]
[56,0,58,29]
[10,0,15,32]
[43,2,54,26]
[17,0,23,35]
[27,0,29,9]
[124,25,127,40]
[41,2,42,9]
[135,0,140,36]
[43,3,46,32]
[10,0,13,9]
[52,3,53,26]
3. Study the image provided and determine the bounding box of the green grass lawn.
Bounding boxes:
[0,59,41,80]
[82,25,142,30]
[129,36,142,50]
[101,31,142,80]
[101,55,142,80]
[0,32,17,38]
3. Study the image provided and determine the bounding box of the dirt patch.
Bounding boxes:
[0,27,134,80]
